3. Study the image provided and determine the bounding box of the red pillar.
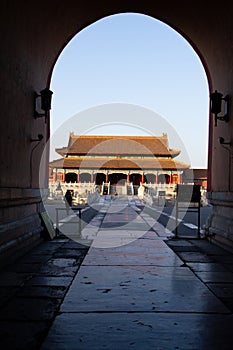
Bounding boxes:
[106,173,108,183]
[141,173,144,184]
[179,173,182,184]
[91,173,94,183]
[127,173,130,182]
[169,174,172,184]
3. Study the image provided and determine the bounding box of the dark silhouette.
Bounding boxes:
[64,190,73,214]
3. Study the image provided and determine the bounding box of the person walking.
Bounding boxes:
[64,190,72,215]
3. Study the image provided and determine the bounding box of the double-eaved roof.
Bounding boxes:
[52,132,190,171]
[56,132,180,157]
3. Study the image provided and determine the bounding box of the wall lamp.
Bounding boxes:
[34,88,53,122]
[210,90,229,127]
[218,136,231,146]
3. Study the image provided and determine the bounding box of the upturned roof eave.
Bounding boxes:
[50,158,190,170]
[64,151,179,157]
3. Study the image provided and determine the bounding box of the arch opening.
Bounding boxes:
[41,11,210,246]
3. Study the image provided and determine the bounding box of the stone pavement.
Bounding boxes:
[1,196,233,349]
[0,236,89,349]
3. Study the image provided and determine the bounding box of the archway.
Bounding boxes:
[80,172,91,182]
[130,173,142,186]
[65,172,77,183]
[50,13,208,174]
[158,173,170,184]
[4,2,233,262]
[145,173,156,184]
[109,173,127,185]
[95,173,106,185]
[51,13,207,211]
[46,10,207,247]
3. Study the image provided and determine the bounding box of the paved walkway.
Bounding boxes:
[1,196,233,349]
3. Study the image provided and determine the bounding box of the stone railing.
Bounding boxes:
[49,181,97,199]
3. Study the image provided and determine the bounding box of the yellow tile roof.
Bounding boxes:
[55,133,180,157]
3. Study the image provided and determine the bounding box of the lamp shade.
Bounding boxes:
[210,90,223,114]
[40,88,53,112]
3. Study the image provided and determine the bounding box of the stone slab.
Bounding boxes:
[177,252,214,263]
[17,254,51,264]
[52,249,86,259]
[98,222,151,231]
[37,258,80,276]
[16,285,67,299]
[86,245,180,262]
[165,239,194,247]
[213,255,233,264]
[27,242,64,254]
[26,276,73,287]
[206,283,233,298]
[83,247,183,266]
[191,240,232,255]
[41,312,233,350]
[57,241,89,250]
[89,237,174,252]
[90,230,152,248]
[0,321,49,350]
[0,272,29,287]
[5,262,42,273]
[0,298,61,321]
[187,262,229,272]
[60,265,229,313]
[87,225,175,250]
[195,271,233,283]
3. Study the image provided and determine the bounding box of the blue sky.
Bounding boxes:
[50,13,209,168]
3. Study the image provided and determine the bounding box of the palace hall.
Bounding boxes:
[49,132,190,191]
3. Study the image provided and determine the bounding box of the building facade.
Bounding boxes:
[49,132,190,196]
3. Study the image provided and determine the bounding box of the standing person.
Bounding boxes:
[64,190,72,215]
